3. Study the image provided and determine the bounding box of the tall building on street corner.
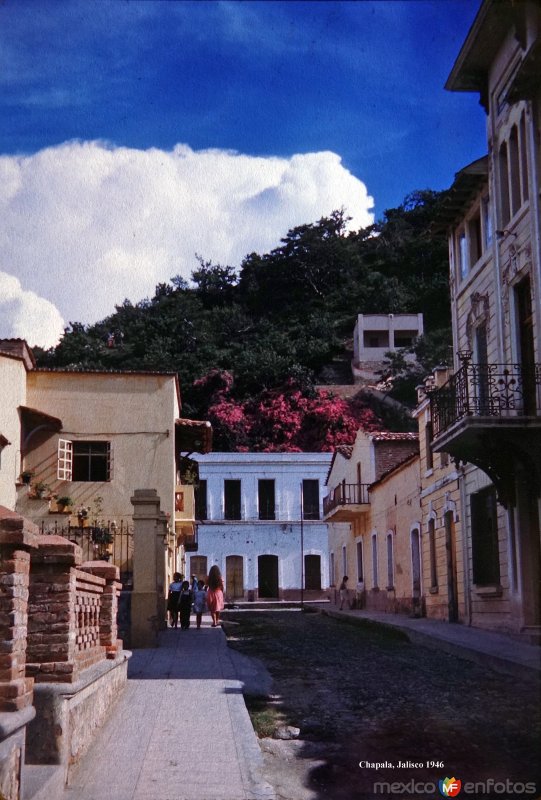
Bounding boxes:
[429,0,541,639]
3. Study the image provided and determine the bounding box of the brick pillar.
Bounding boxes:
[0,508,39,712]
[26,535,82,683]
[81,561,122,658]
[130,489,168,648]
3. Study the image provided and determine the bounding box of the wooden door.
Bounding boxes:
[226,555,244,599]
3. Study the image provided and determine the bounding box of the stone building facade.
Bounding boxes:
[414,370,466,623]
[429,0,541,639]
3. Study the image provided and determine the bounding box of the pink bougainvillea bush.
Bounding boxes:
[193,371,382,452]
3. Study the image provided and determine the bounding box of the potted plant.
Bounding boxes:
[90,526,114,545]
[77,506,90,527]
[31,481,50,499]
[56,496,73,513]
[20,470,34,485]
[91,526,114,561]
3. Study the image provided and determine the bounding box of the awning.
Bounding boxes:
[19,406,62,454]
[175,418,213,454]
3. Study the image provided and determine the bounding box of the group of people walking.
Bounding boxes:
[167,564,225,629]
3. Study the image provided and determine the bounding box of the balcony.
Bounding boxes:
[429,361,541,505]
[323,483,370,522]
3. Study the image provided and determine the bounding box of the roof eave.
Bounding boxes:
[446,0,515,94]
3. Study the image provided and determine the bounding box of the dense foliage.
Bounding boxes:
[34,190,451,450]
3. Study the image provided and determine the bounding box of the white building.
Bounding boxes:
[189,452,332,601]
[352,313,424,382]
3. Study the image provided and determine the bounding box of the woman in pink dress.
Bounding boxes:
[206,565,225,627]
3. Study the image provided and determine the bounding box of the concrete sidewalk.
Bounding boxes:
[315,603,541,679]
[61,619,275,800]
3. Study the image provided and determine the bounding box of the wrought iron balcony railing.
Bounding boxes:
[430,362,541,437]
[323,483,371,516]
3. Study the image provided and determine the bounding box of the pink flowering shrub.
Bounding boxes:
[196,371,382,451]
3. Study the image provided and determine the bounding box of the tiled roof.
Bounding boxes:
[0,339,36,370]
[370,431,418,442]
[369,452,420,488]
[34,367,178,376]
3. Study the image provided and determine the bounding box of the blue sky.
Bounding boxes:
[0,0,487,346]
[1,0,484,214]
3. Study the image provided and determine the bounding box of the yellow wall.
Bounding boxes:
[366,456,421,610]
[16,371,179,525]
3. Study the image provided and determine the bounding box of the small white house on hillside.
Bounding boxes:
[190,452,332,601]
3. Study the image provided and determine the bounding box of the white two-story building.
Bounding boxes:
[190,452,332,601]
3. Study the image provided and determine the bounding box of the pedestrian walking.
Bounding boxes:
[167,572,183,628]
[206,565,225,627]
[178,580,193,630]
[339,576,349,610]
[193,580,207,629]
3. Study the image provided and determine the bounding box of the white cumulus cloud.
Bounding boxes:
[0,141,374,347]
[0,272,64,348]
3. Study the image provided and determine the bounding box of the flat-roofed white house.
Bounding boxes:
[189,452,332,601]
[353,313,424,381]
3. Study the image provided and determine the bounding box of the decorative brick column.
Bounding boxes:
[26,536,106,683]
[81,561,122,658]
[0,508,39,712]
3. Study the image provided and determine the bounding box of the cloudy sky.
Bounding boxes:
[0,0,485,348]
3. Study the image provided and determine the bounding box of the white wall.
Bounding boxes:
[0,355,27,509]
[194,521,329,592]
[194,452,332,521]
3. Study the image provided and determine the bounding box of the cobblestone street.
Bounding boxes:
[223,610,541,800]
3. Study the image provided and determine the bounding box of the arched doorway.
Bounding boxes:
[226,555,244,599]
[258,555,279,598]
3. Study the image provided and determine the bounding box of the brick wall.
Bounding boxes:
[374,441,419,481]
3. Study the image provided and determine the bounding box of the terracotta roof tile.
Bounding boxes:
[370,431,418,442]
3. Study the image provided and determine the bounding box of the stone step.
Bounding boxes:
[225,599,330,610]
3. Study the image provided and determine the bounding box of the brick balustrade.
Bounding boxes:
[26,537,122,683]
[0,508,39,712]
[80,561,122,658]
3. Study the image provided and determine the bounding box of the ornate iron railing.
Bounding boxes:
[323,483,371,516]
[430,362,541,437]
[36,518,134,589]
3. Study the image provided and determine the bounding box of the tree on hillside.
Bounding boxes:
[34,189,452,438]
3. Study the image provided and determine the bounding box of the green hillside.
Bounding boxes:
[34,189,451,449]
